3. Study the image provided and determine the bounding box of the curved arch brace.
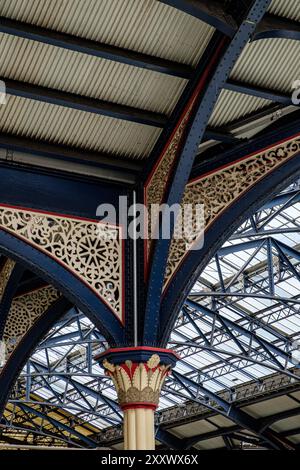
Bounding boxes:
[0,230,125,345]
[0,296,71,416]
[159,154,300,345]
[143,0,271,342]
[0,263,24,336]
[253,15,300,42]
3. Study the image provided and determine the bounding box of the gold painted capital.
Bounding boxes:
[103,354,171,409]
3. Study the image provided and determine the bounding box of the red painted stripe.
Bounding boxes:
[188,131,300,185]
[95,346,180,360]
[163,132,300,293]
[143,37,227,278]
[121,403,157,411]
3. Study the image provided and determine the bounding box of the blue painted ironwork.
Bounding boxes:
[159,0,237,37]
[171,370,291,449]
[0,17,192,79]
[6,401,98,448]
[144,0,272,344]
[224,79,293,105]
[0,296,71,415]
[4,78,167,128]
[0,134,142,179]
[254,13,300,42]
[0,263,24,336]
[0,231,125,345]
[160,134,300,344]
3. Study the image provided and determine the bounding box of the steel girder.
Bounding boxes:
[158,0,237,37]
[3,78,168,128]
[28,360,122,423]
[0,16,192,79]
[2,402,98,448]
[0,263,24,336]
[160,2,300,43]
[170,370,293,449]
[254,13,300,41]
[144,0,273,343]
[184,299,297,375]
[160,121,300,344]
[224,79,294,105]
[6,310,121,427]
[0,297,72,416]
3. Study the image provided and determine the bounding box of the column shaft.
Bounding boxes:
[123,407,155,450]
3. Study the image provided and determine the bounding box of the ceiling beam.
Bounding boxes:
[204,127,239,143]
[224,79,293,105]
[183,425,240,449]
[0,134,142,184]
[156,428,184,449]
[0,17,192,79]
[254,13,300,42]
[172,370,290,449]
[30,360,121,419]
[259,407,300,431]
[4,78,167,128]
[159,0,237,37]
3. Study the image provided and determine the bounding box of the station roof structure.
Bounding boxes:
[0,0,299,179]
[1,179,300,450]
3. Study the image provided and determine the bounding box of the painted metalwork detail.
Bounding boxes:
[0,259,15,303]
[102,354,171,408]
[164,136,300,289]
[0,206,123,320]
[3,285,60,357]
[144,101,195,264]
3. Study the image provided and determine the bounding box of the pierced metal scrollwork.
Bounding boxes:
[0,259,15,303]
[0,206,124,321]
[164,137,300,289]
[3,285,60,357]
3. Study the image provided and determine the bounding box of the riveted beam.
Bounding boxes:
[144,0,273,344]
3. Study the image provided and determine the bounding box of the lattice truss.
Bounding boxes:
[0,206,123,320]
[0,260,60,367]
[2,180,300,448]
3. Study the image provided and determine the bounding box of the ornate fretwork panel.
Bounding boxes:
[3,285,60,357]
[144,98,196,265]
[0,259,15,303]
[164,136,300,289]
[0,206,123,320]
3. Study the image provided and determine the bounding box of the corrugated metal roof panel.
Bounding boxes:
[208,89,271,128]
[230,38,300,94]
[0,33,186,116]
[0,95,160,159]
[268,0,300,22]
[0,0,214,67]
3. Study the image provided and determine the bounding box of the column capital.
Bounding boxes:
[95,347,179,410]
